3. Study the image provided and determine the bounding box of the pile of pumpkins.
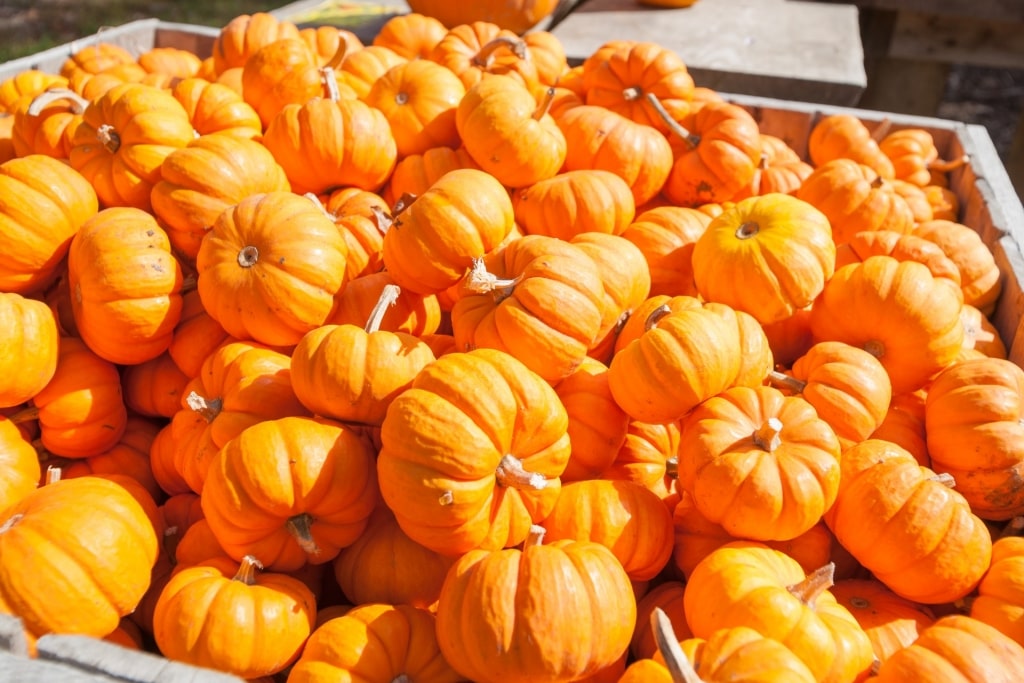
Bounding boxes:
[1,6,1023,683]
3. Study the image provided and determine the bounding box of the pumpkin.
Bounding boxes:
[0,154,98,295]
[429,22,538,89]
[261,86,397,196]
[68,82,194,211]
[407,0,560,34]
[151,133,291,264]
[913,218,1002,316]
[23,336,127,459]
[451,233,607,383]
[691,193,836,325]
[684,542,874,682]
[833,229,962,290]
[873,614,1024,682]
[0,292,59,409]
[330,44,406,100]
[541,479,674,581]
[54,415,163,503]
[11,87,86,159]
[153,555,315,679]
[201,415,379,572]
[196,191,349,347]
[971,532,1024,646]
[435,524,636,683]
[870,389,929,466]
[770,340,893,450]
[581,40,695,134]
[632,582,691,661]
[457,74,566,188]
[0,70,68,113]
[291,284,436,426]
[372,12,448,60]
[0,476,157,642]
[377,348,570,555]
[60,42,136,81]
[925,356,1024,520]
[381,167,515,295]
[289,602,461,683]
[170,77,260,140]
[384,144,480,206]
[960,303,1007,358]
[150,421,191,498]
[67,207,185,365]
[831,578,936,665]
[679,384,842,542]
[332,505,455,609]
[121,352,190,420]
[0,415,41,513]
[808,114,895,179]
[513,169,636,240]
[878,127,967,187]
[620,205,711,298]
[557,103,674,206]
[297,26,362,66]
[809,255,964,394]
[603,418,681,500]
[554,357,631,480]
[734,133,813,199]
[171,340,309,494]
[824,438,992,604]
[212,12,301,74]
[328,270,442,337]
[240,38,323,128]
[165,289,231,379]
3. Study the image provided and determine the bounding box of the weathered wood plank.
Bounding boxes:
[888,11,1024,69]
[552,0,866,105]
[810,0,1024,23]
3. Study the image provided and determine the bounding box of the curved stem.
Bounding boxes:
[787,562,836,608]
[767,370,806,394]
[534,86,556,121]
[495,454,548,491]
[321,65,341,101]
[365,284,400,333]
[928,154,969,173]
[645,304,673,331]
[232,555,263,585]
[752,417,783,452]
[27,87,88,116]
[286,512,321,556]
[185,391,222,423]
[472,36,528,68]
[645,92,700,149]
[325,40,351,70]
[652,608,702,683]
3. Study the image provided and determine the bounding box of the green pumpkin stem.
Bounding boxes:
[185,391,222,423]
[233,555,264,585]
[27,87,88,116]
[652,607,702,683]
[495,454,548,491]
[752,417,784,452]
[365,284,401,334]
[286,513,321,556]
[767,370,806,394]
[787,562,836,607]
[645,92,700,149]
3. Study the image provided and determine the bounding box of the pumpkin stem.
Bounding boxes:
[928,154,969,173]
[321,66,342,101]
[871,117,892,141]
[929,472,957,488]
[0,513,23,535]
[185,391,222,423]
[180,274,198,294]
[645,92,700,149]
[622,85,643,101]
[862,339,885,359]
[8,405,40,425]
[644,304,673,331]
[286,513,321,556]
[325,40,351,70]
[652,607,702,683]
[665,456,678,480]
[237,245,260,268]
[495,453,548,491]
[96,123,121,153]
[787,562,836,607]
[304,192,332,219]
[392,192,417,219]
[463,257,521,302]
[526,524,547,547]
[752,417,783,451]
[45,466,62,485]
[232,555,264,585]
[27,87,89,116]
[767,370,806,394]
[999,516,1024,539]
[472,36,528,68]
[438,490,455,506]
[369,205,393,235]
[735,221,760,240]
[392,676,412,683]
[365,284,400,333]
[534,86,556,121]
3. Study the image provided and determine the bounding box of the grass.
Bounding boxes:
[0,0,287,62]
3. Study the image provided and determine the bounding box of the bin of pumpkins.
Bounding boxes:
[1,4,1023,683]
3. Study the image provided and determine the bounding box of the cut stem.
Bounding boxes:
[96,123,121,153]
[788,562,836,607]
[767,370,807,394]
[525,524,546,547]
[232,555,264,585]
[752,417,783,451]
[495,454,548,491]
[644,304,673,331]
[185,391,222,423]
[286,512,321,556]
[463,257,521,302]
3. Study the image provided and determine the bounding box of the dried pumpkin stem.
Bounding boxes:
[768,370,806,394]
[472,36,528,68]
[392,676,412,683]
[463,257,522,301]
[645,92,700,149]
[369,205,393,235]
[526,524,547,547]
[304,192,333,219]
[928,154,969,173]
[651,607,702,683]
[0,514,23,535]
[27,87,89,116]
[45,466,62,485]
[185,391,222,423]
[665,456,678,480]
[286,513,322,556]
[96,123,121,153]
[495,454,548,491]
[8,405,40,424]
[237,245,259,268]
[365,284,401,333]
[870,117,892,141]
[232,555,264,585]
[929,472,957,488]
[735,220,760,239]
[622,85,643,101]
[534,86,556,121]
[325,41,352,70]
[787,562,836,607]
[321,66,342,101]
[645,303,673,331]
[752,417,784,451]
[392,192,417,218]
[862,339,885,359]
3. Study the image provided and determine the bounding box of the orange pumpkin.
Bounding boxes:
[171,77,262,139]
[0,415,41,513]
[0,292,59,409]
[913,218,1002,316]
[429,21,538,89]
[211,12,301,75]
[240,38,323,128]
[808,114,895,179]
[620,205,711,298]
[372,12,448,60]
[831,578,936,664]
[407,0,560,34]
